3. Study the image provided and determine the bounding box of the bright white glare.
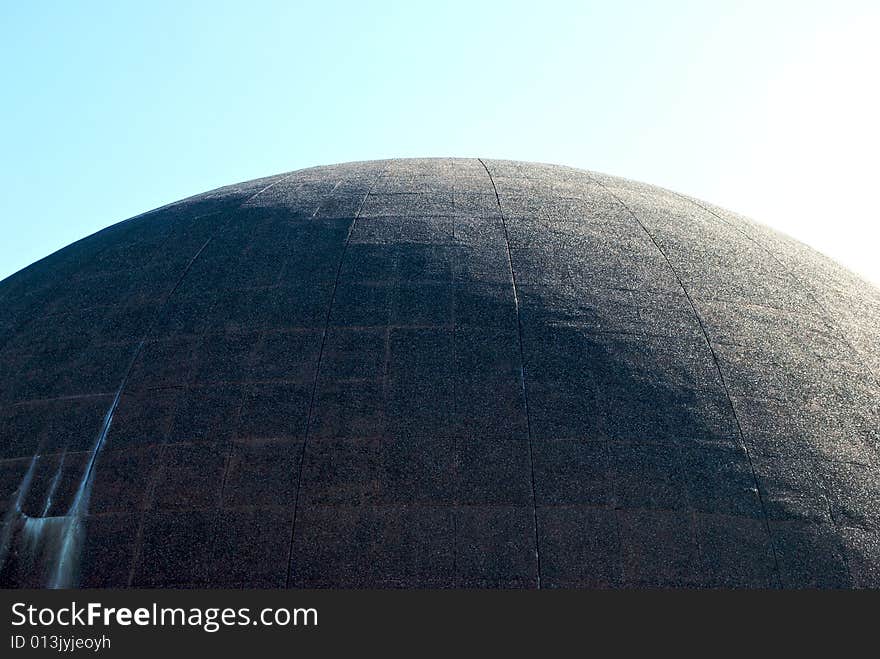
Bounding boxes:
[721,18,879,285]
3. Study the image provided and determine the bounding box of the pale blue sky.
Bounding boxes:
[2,1,877,283]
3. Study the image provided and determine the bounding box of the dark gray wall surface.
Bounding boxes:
[1,158,878,588]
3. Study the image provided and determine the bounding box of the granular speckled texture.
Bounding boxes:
[0,158,878,588]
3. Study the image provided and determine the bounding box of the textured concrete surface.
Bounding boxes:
[0,158,879,588]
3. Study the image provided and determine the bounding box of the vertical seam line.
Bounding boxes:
[478,158,542,589]
[284,163,389,588]
[590,176,782,586]
[672,191,879,585]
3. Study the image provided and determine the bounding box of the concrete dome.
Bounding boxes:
[1,158,878,588]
